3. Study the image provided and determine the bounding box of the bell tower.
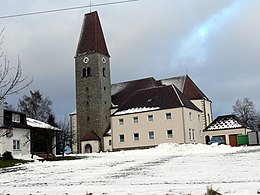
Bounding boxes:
[75,11,111,152]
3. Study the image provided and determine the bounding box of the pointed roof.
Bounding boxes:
[204,115,248,131]
[113,85,201,116]
[111,77,158,107]
[81,131,100,141]
[76,11,109,57]
[159,75,210,101]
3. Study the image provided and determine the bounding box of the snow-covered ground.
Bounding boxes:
[1,143,260,195]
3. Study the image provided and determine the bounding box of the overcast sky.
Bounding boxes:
[0,0,260,120]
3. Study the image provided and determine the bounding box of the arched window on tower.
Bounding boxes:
[87,67,91,76]
[82,68,87,77]
[103,67,106,77]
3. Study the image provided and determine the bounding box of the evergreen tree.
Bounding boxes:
[18,90,53,122]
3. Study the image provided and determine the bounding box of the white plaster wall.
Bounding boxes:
[182,108,204,144]
[111,108,203,150]
[0,128,30,156]
[81,140,100,153]
[192,99,213,128]
[103,136,112,152]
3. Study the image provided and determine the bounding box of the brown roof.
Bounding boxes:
[81,131,100,141]
[114,85,201,115]
[103,124,111,137]
[76,11,109,57]
[111,77,158,107]
[204,115,248,131]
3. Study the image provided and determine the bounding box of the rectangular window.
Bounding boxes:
[166,113,172,120]
[119,134,124,143]
[189,112,192,121]
[12,114,20,123]
[148,131,154,140]
[189,128,192,140]
[167,129,173,139]
[189,129,195,140]
[118,118,124,125]
[147,115,153,122]
[133,117,138,124]
[192,129,195,140]
[133,133,139,141]
[13,140,20,150]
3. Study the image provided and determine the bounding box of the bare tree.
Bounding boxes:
[18,90,53,122]
[57,116,76,157]
[0,28,32,100]
[233,98,260,130]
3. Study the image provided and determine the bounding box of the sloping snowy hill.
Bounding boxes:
[1,143,260,195]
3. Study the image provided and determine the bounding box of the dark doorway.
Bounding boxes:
[85,144,92,153]
[205,135,210,144]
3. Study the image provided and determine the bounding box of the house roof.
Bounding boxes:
[113,85,201,116]
[111,75,210,109]
[111,77,158,106]
[26,118,60,131]
[103,124,111,137]
[204,114,248,131]
[159,75,210,101]
[76,11,109,57]
[81,131,100,141]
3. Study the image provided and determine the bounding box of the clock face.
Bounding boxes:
[83,57,89,64]
[102,57,106,63]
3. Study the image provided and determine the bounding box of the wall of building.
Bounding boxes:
[191,99,213,129]
[75,53,111,152]
[70,113,78,153]
[81,140,100,153]
[182,108,204,144]
[203,128,249,144]
[103,136,112,152]
[0,128,30,156]
[111,107,203,150]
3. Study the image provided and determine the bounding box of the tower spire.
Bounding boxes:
[76,11,109,57]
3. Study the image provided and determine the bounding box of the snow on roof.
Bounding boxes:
[160,76,185,92]
[206,115,243,131]
[114,107,160,115]
[26,118,60,130]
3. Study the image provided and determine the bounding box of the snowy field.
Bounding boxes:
[1,143,260,195]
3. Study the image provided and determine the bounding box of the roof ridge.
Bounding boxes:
[172,85,184,106]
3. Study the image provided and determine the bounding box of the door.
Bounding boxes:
[229,134,238,147]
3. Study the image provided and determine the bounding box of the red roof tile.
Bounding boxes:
[76,11,109,57]
[81,131,100,141]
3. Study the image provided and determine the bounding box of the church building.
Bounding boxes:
[72,11,213,153]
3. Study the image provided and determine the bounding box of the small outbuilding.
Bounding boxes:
[204,114,251,146]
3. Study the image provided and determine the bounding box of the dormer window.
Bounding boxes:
[12,114,20,123]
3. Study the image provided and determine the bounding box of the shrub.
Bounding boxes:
[206,186,222,195]
[2,151,13,160]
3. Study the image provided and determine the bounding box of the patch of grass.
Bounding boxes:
[45,156,82,161]
[0,159,29,168]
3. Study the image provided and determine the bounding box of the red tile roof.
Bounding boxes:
[76,11,109,57]
[81,131,100,141]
